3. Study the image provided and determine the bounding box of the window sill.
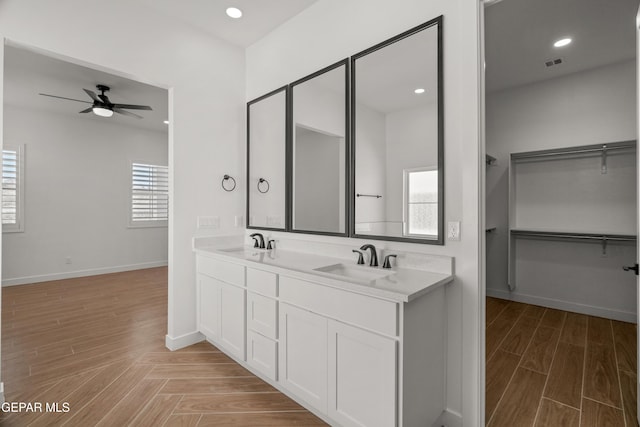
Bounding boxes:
[128,221,168,229]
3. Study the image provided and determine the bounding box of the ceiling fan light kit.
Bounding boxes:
[39,84,153,120]
[92,106,114,117]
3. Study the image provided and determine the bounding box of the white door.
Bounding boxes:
[219,281,246,361]
[279,302,328,413]
[198,275,219,341]
[327,320,397,427]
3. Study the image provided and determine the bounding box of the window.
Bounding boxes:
[2,145,24,232]
[130,162,168,226]
[404,167,438,237]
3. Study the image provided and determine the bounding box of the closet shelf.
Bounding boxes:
[511,228,636,242]
[510,140,635,161]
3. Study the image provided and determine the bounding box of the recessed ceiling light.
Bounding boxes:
[553,38,572,48]
[163,120,169,124]
[226,7,242,19]
[414,88,425,94]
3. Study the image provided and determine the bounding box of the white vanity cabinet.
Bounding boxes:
[196,255,246,361]
[194,249,449,427]
[279,275,399,427]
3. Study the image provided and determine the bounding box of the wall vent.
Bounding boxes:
[545,58,563,67]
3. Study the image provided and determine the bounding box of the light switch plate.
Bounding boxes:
[447,221,460,241]
[234,215,243,227]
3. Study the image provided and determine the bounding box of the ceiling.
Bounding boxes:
[485,0,639,93]
[4,45,169,133]
[3,1,321,132]
[133,0,319,47]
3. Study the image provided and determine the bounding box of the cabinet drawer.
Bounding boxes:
[247,330,278,381]
[197,255,245,287]
[246,268,277,297]
[280,276,398,337]
[247,292,278,340]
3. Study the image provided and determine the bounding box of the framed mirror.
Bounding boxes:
[290,59,349,236]
[247,86,288,230]
[351,16,443,244]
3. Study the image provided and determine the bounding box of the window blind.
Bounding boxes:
[2,149,18,225]
[131,162,169,222]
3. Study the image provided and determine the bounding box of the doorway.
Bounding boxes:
[483,0,639,424]
[1,40,170,398]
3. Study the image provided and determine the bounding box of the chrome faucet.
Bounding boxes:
[360,244,378,267]
[250,233,266,249]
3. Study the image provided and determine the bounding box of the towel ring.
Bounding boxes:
[258,178,270,194]
[222,174,236,192]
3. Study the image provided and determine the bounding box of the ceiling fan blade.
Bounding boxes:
[112,104,152,111]
[78,107,93,113]
[113,108,143,119]
[39,93,92,104]
[83,88,102,103]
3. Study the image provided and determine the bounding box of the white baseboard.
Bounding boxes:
[432,409,462,427]
[165,331,205,351]
[2,261,168,287]
[487,288,636,323]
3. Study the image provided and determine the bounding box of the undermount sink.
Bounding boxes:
[218,247,247,253]
[313,263,392,282]
[219,246,268,252]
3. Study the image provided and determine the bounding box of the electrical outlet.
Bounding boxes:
[447,221,460,241]
[234,215,244,227]
[197,216,220,229]
[65,257,72,264]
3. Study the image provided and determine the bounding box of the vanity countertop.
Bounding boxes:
[194,244,453,303]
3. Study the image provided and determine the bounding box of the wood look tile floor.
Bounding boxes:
[0,267,326,426]
[486,297,638,427]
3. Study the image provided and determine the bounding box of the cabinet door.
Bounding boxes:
[328,320,397,427]
[247,291,278,339]
[219,281,246,361]
[198,274,219,341]
[247,330,278,381]
[279,303,328,413]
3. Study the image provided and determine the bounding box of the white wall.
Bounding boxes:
[486,60,637,320]
[0,0,246,356]
[247,0,482,423]
[2,105,167,285]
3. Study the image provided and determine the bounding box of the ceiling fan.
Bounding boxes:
[39,84,152,119]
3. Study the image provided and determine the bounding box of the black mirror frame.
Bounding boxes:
[246,85,290,232]
[349,15,444,245]
[288,58,350,237]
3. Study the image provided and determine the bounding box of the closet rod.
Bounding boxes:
[511,230,636,242]
[511,141,636,161]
